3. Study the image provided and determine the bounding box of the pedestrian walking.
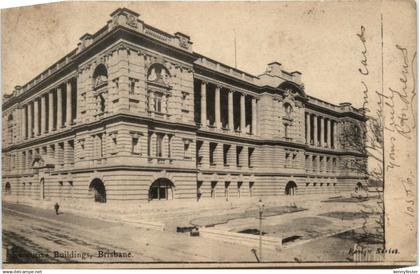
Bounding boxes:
[54,202,60,215]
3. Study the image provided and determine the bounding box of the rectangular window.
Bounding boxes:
[183,139,191,159]
[292,153,297,168]
[248,147,255,168]
[113,78,119,89]
[22,151,26,169]
[224,181,230,198]
[326,157,330,172]
[223,144,230,166]
[312,155,317,171]
[79,139,85,159]
[108,132,118,155]
[196,141,203,165]
[97,134,103,158]
[156,134,163,157]
[237,181,243,197]
[132,137,141,155]
[211,181,217,198]
[181,92,188,109]
[305,155,309,170]
[154,93,162,113]
[236,146,242,167]
[129,78,138,95]
[197,181,203,200]
[209,142,217,165]
[249,182,254,197]
[167,135,172,159]
[285,152,290,167]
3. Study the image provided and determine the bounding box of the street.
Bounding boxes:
[3,202,279,263]
[3,193,384,264]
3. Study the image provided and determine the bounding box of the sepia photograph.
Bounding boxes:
[1,0,416,269]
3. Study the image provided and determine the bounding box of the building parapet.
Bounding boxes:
[3,7,193,105]
[306,96,365,118]
[194,55,258,84]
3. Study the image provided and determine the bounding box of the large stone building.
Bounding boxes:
[2,8,368,204]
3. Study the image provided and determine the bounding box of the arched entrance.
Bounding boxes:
[5,182,11,195]
[285,181,297,196]
[149,178,174,200]
[89,178,106,203]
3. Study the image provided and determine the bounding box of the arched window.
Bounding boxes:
[147,63,171,86]
[93,64,108,89]
[149,178,175,200]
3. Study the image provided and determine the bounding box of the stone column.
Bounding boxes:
[215,86,221,129]
[313,115,318,146]
[57,87,63,129]
[21,105,27,139]
[200,81,207,127]
[34,99,39,136]
[326,119,331,148]
[27,102,33,138]
[333,121,338,149]
[48,91,54,131]
[306,113,311,144]
[228,90,234,131]
[240,93,245,132]
[252,97,257,135]
[66,81,72,127]
[41,95,46,134]
[320,117,324,147]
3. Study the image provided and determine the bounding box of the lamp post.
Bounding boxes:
[257,199,264,262]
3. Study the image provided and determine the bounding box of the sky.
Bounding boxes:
[1,1,385,107]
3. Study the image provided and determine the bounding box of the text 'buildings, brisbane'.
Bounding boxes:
[2,8,368,204]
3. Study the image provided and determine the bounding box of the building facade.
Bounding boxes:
[2,8,368,204]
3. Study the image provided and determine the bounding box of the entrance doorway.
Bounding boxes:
[89,178,106,203]
[5,182,11,195]
[285,181,298,196]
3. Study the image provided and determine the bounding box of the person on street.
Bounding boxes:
[54,202,60,215]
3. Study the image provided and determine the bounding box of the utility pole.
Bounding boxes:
[258,199,264,262]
